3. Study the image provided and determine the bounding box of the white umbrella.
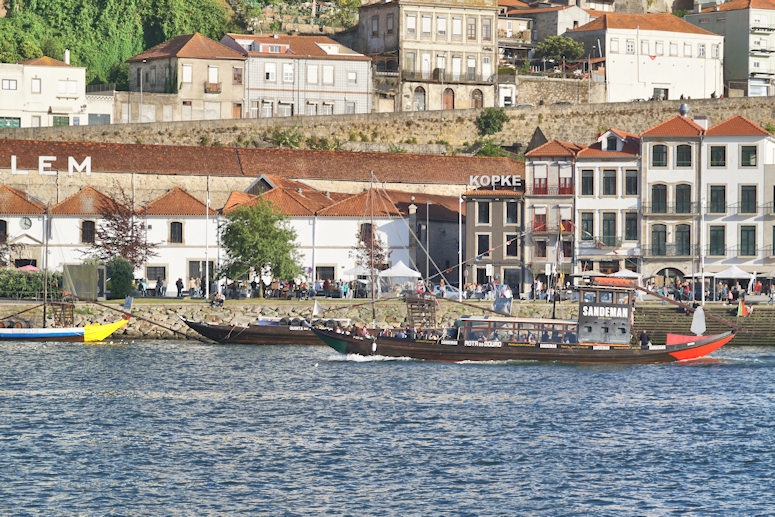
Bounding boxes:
[378,260,422,278]
[715,265,754,280]
[610,269,641,278]
[343,264,371,276]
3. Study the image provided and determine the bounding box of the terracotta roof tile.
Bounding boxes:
[641,115,706,137]
[50,186,115,216]
[221,33,369,62]
[701,0,775,12]
[464,188,524,198]
[318,188,405,217]
[138,186,217,216]
[525,139,585,158]
[705,115,771,137]
[17,56,72,67]
[128,33,244,62]
[571,13,717,36]
[222,191,256,214]
[0,185,46,214]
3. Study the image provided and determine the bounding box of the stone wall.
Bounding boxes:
[3,96,774,152]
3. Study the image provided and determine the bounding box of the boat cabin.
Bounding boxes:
[576,285,633,344]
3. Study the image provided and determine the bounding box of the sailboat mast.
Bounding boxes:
[42,208,48,328]
[369,171,377,327]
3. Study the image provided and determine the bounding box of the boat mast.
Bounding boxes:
[42,207,48,328]
[369,171,377,327]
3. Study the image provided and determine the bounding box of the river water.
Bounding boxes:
[2,341,775,516]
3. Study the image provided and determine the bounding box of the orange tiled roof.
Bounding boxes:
[701,0,775,12]
[525,139,585,158]
[464,188,523,198]
[0,185,46,214]
[499,0,529,7]
[221,33,370,61]
[18,56,72,67]
[50,186,115,216]
[0,139,521,186]
[705,115,771,137]
[138,186,217,216]
[570,13,717,35]
[128,33,244,62]
[641,115,706,137]
[509,5,573,14]
[577,129,640,157]
[318,188,405,217]
[222,191,256,214]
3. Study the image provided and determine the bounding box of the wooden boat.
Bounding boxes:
[180,316,351,345]
[311,280,736,364]
[0,316,130,343]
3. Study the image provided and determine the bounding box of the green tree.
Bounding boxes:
[476,107,509,136]
[220,197,302,298]
[331,0,360,28]
[535,35,585,62]
[106,256,134,299]
[475,139,509,157]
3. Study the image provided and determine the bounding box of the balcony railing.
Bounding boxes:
[642,244,698,258]
[402,69,495,84]
[525,185,575,196]
[497,29,531,44]
[204,82,222,94]
[727,203,760,216]
[642,202,697,216]
[577,236,623,249]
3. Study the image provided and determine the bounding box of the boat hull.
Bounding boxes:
[181,318,324,345]
[312,329,736,364]
[0,317,129,343]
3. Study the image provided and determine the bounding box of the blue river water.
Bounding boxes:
[2,340,775,516]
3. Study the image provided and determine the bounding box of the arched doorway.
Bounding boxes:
[442,88,455,110]
[414,86,426,111]
[471,89,483,109]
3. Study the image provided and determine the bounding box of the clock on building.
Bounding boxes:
[20,217,32,230]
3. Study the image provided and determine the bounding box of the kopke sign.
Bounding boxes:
[7,155,91,176]
[469,175,522,188]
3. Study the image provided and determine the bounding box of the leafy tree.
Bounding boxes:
[535,35,585,62]
[331,0,360,28]
[220,197,302,298]
[476,107,509,136]
[106,256,134,299]
[85,183,158,270]
[475,139,510,157]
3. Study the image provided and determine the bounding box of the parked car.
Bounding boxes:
[433,284,462,299]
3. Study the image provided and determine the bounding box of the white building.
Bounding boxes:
[220,33,372,117]
[685,0,775,96]
[567,13,724,102]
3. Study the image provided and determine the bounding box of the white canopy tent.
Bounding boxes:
[714,265,755,280]
[378,260,422,278]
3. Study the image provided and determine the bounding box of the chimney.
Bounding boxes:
[64,49,70,64]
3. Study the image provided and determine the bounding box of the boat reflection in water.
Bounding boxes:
[312,278,736,364]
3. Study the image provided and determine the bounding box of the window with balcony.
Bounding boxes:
[740,226,756,256]
[710,145,726,167]
[533,177,547,195]
[676,144,692,167]
[709,185,726,213]
[602,213,616,246]
[534,212,547,232]
[741,145,757,167]
[652,224,667,256]
[581,170,594,196]
[652,144,667,167]
[651,184,667,213]
[559,176,573,195]
[676,224,691,256]
[676,184,692,214]
[625,170,638,196]
[709,226,725,256]
[740,185,757,214]
[477,201,490,225]
[602,170,616,196]
[580,213,593,240]
[625,212,638,241]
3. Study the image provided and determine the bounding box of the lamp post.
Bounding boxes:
[139,59,146,123]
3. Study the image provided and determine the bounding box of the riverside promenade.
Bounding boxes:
[1,296,771,345]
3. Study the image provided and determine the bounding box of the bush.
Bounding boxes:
[106,257,134,299]
[476,107,509,136]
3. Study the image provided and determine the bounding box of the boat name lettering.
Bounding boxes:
[440,340,458,346]
[468,175,521,188]
[9,155,92,176]
[648,344,666,350]
[581,305,629,318]
[464,340,502,348]
[592,345,610,351]
[539,343,557,349]
[288,326,309,331]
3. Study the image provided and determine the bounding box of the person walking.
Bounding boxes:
[176,278,184,298]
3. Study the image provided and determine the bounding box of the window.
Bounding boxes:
[406,14,416,36]
[387,13,394,33]
[602,213,616,246]
[710,145,726,167]
[2,79,17,90]
[467,56,476,80]
[346,102,356,114]
[610,39,619,53]
[477,234,490,257]
[233,67,243,85]
[533,176,547,195]
[482,18,492,41]
[709,226,725,256]
[31,78,41,94]
[581,170,594,196]
[347,71,357,84]
[535,240,547,258]
[359,223,373,244]
[506,201,519,224]
[606,136,617,150]
[506,234,518,257]
[170,222,183,244]
[421,15,431,36]
[684,42,692,56]
[641,40,649,54]
[670,42,678,56]
[652,144,667,167]
[371,15,379,36]
[712,44,720,58]
[265,63,276,82]
[53,116,69,127]
[283,63,294,83]
[698,44,706,57]
[477,201,490,225]
[652,224,667,256]
[709,186,726,213]
[676,224,691,256]
[625,170,638,196]
[307,64,318,84]
[452,17,462,39]
[741,145,757,167]
[322,65,334,85]
[676,144,692,167]
[740,226,756,256]
[81,220,96,244]
[676,184,692,214]
[534,212,546,232]
[0,220,7,243]
[467,17,477,40]
[581,213,594,240]
[602,170,616,196]
[651,184,667,213]
[437,16,446,37]
[740,186,757,214]
[625,213,638,241]
[626,39,635,54]
[656,41,664,55]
